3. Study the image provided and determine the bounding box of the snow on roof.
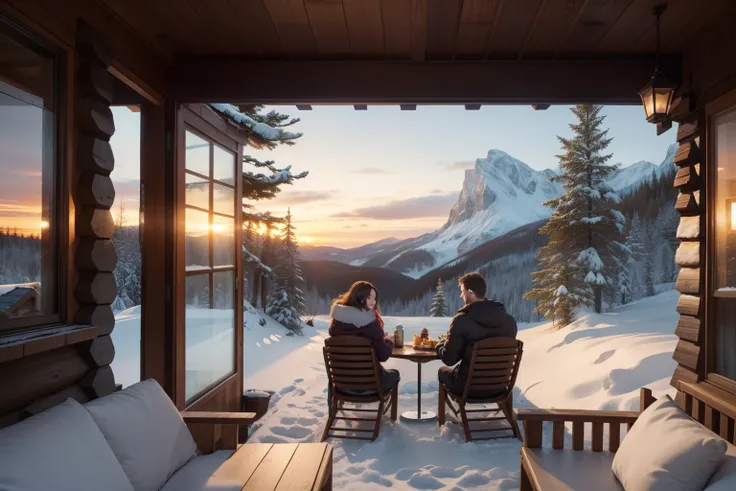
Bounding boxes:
[0,283,39,296]
[210,104,299,141]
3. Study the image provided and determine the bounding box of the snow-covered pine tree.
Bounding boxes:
[525,104,627,326]
[266,209,307,335]
[429,278,447,317]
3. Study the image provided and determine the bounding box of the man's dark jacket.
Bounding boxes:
[436,299,517,393]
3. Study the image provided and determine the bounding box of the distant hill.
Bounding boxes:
[301,260,418,302]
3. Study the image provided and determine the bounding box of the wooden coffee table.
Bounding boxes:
[391,345,440,421]
[208,442,332,490]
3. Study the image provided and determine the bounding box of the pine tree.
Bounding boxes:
[429,278,447,317]
[525,104,627,326]
[266,209,306,335]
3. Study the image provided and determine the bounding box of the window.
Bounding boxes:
[184,129,237,401]
[0,19,61,330]
[713,103,736,380]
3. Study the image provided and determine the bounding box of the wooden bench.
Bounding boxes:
[208,442,333,491]
[514,383,736,491]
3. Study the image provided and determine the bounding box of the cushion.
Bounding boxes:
[612,395,728,491]
[0,398,134,491]
[703,441,736,491]
[160,451,238,491]
[522,447,623,491]
[84,379,198,491]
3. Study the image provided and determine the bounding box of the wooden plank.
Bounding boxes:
[487,0,544,58]
[171,58,682,104]
[674,141,699,166]
[275,443,330,491]
[674,165,699,192]
[591,422,603,452]
[425,0,462,59]
[671,364,698,388]
[596,0,667,53]
[675,268,700,295]
[521,0,586,58]
[720,413,734,442]
[225,0,284,56]
[208,443,273,487]
[262,0,317,56]
[680,381,736,423]
[23,385,89,416]
[304,0,351,57]
[522,420,543,448]
[380,0,411,59]
[669,96,697,124]
[672,340,700,372]
[675,315,701,343]
[244,443,299,490]
[705,406,719,434]
[454,0,503,59]
[515,409,639,423]
[572,421,584,450]
[677,121,699,143]
[675,192,700,216]
[675,242,700,267]
[562,0,634,53]
[23,331,66,357]
[343,0,385,57]
[183,0,257,55]
[609,422,621,452]
[181,411,257,424]
[313,446,333,491]
[552,420,564,449]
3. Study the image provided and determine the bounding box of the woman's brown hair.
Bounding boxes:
[333,281,380,311]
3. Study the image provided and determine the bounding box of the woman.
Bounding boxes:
[327,281,400,410]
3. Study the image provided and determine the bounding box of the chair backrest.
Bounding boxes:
[323,336,383,394]
[462,337,523,400]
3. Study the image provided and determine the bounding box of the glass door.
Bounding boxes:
[182,127,238,402]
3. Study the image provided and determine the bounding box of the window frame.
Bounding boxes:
[177,109,242,407]
[0,15,67,334]
[706,87,736,391]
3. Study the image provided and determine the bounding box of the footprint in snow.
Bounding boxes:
[429,467,468,479]
[361,471,393,487]
[271,425,312,439]
[280,385,296,395]
[281,417,297,425]
[457,471,491,487]
[345,466,363,475]
[395,468,420,481]
[294,378,304,383]
[297,417,319,425]
[294,388,306,396]
[406,473,444,490]
[313,411,325,417]
[258,435,289,444]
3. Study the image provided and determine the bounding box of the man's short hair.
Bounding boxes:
[458,272,486,298]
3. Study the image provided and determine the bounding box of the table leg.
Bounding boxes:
[417,362,422,415]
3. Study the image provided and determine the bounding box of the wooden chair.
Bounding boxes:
[321,336,399,442]
[438,337,523,442]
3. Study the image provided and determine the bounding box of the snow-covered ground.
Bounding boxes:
[241,291,679,490]
[110,291,679,489]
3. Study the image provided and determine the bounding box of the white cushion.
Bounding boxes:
[612,395,728,491]
[704,441,736,491]
[84,379,198,491]
[160,451,241,491]
[0,398,134,491]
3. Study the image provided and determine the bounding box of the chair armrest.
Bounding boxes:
[514,408,639,424]
[180,411,257,425]
[514,408,640,451]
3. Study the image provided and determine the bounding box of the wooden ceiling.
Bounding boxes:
[99,0,735,62]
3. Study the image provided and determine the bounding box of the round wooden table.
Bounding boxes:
[391,345,440,421]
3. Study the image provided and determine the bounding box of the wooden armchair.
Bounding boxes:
[438,337,523,441]
[321,336,399,442]
[181,410,257,453]
[513,388,656,491]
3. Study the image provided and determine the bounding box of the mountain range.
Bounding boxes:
[302,144,678,279]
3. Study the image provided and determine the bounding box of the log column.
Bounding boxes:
[73,21,117,399]
[671,94,706,387]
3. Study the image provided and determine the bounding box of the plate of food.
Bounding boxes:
[412,328,438,350]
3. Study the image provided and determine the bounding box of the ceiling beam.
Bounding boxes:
[295,104,313,110]
[531,104,550,110]
[465,104,481,110]
[354,104,368,110]
[171,57,681,105]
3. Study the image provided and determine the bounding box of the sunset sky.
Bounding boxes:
[2,105,675,247]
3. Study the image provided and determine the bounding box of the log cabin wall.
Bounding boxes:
[671,9,736,388]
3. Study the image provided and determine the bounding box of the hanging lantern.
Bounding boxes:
[639,4,676,124]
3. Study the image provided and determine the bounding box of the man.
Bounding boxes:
[436,272,518,396]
